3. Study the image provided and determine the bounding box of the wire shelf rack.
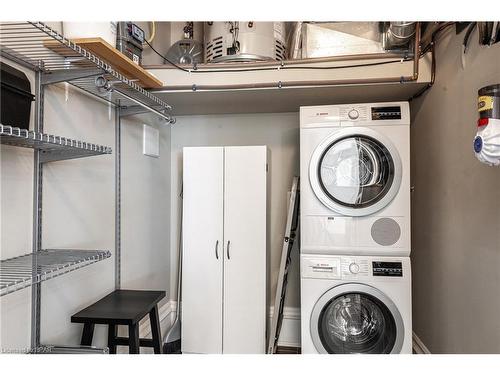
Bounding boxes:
[0,124,112,162]
[0,22,174,123]
[0,249,111,297]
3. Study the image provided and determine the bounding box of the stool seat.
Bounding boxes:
[71,289,166,354]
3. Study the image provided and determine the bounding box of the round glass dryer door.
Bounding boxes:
[309,128,402,216]
[310,284,405,354]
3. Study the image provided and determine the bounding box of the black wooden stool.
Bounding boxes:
[71,289,165,354]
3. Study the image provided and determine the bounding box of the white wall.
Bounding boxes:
[120,115,171,291]
[138,22,171,66]
[0,60,171,351]
[0,145,33,350]
[410,29,500,353]
[169,112,301,310]
[39,83,116,348]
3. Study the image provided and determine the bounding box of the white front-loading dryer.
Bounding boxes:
[300,254,412,354]
[300,102,411,256]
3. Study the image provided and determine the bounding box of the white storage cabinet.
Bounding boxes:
[181,146,268,354]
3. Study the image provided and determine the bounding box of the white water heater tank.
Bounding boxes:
[62,22,117,46]
[204,22,286,63]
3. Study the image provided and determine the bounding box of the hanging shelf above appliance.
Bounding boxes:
[147,54,432,115]
[0,22,175,123]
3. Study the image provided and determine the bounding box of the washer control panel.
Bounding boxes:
[301,256,407,280]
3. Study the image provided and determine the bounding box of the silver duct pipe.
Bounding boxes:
[288,22,303,59]
[385,22,417,47]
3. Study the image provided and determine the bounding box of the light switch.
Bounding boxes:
[143,124,159,157]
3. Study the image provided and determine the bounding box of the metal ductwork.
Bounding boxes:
[383,22,417,50]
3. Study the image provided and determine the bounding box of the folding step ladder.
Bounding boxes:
[267,176,300,354]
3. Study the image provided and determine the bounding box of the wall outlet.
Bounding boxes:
[143,124,159,158]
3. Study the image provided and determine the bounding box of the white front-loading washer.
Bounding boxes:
[300,254,412,354]
[300,102,411,256]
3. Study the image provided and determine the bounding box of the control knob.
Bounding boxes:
[349,262,360,274]
[348,109,359,120]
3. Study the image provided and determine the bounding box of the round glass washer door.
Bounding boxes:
[309,127,402,216]
[310,283,405,354]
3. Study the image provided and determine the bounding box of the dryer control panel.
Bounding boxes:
[299,102,410,128]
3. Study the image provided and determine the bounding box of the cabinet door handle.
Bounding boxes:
[215,240,219,260]
[226,240,231,260]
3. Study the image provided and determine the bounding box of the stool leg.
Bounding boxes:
[149,305,163,354]
[81,323,95,346]
[128,324,140,354]
[107,324,117,354]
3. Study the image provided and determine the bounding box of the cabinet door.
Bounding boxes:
[223,146,267,353]
[181,147,224,354]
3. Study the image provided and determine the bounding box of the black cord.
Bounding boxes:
[420,22,456,55]
[144,39,191,73]
[463,22,477,54]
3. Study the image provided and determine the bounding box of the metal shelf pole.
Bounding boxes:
[31,67,44,350]
[115,105,121,290]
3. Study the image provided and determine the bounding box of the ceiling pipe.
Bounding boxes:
[145,52,410,70]
[405,21,420,82]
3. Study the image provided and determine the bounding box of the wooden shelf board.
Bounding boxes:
[45,38,163,88]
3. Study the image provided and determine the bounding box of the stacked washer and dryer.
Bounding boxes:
[299,102,412,354]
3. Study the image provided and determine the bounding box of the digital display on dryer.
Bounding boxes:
[372,262,403,277]
[371,106,402,120]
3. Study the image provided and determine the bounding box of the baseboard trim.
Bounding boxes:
[156,302,302,348]
[268,306,301,347]
[267,305,301,320]
[412,331,431,354]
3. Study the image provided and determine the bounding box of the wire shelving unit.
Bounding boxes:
[0,249,111,297]
[0,22,133,352]
[0,21,174,123]
[0,124,112,162]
